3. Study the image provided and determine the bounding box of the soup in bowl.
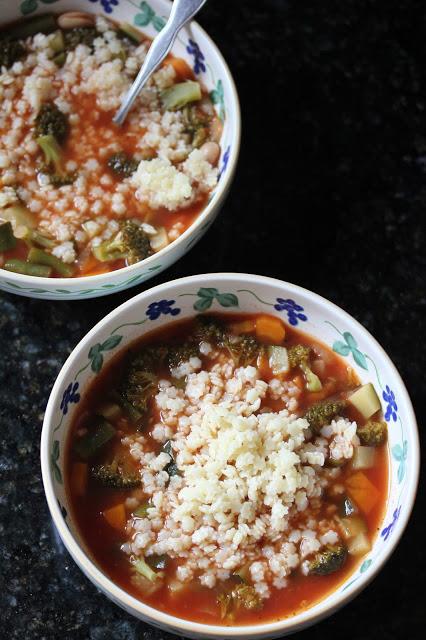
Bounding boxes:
[0,0,240,299]
[41,274,419,638]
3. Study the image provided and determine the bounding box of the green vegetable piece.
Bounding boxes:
[1,204,36,229]
[217,592,233,620]
[64,27,97,52]
[195,315,262,366]
[36,134,62,168]
[304,399,347,433]
[0,220,16,251]
[124,370,157,414]
[0,38,25,69]
[35,105,69,143]
[97,401,122,421]
[93,220,152,265]
[162,440,173,456]
[134,558,158,583]
[91,461,140,489]
[288,344,322,392]
[53,51,66,67]
[118,22,144,44]
[164,461,181,478]
[28,247,74,277]
[134,501,152,518]
[217,584,262,619]
[161,81,202,111]
[232,562,251,583]
[107,152,139,178]
[308,545,347,576]
[268,345,289,375]
[3,259,52,277]
[357,420,387,446]
[167,342,199,369]
[5,14,57,40]
[146,554,169,570]
[73,418,116,460]
[50,31,65,53]
[22,228,55,249]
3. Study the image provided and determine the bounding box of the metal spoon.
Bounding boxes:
[113,0,207,125]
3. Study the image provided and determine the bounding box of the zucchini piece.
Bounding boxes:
[28,247,74,277]
[348,532,371,556]
[0,220,16,251]
[268,346,289,375]
[161,81,202,111]
[348,383,381,419]
[73,418,116,460]
[3,259,52,277]
[1,204,36,230]
[339,516,367,540]
[352,445,376,470]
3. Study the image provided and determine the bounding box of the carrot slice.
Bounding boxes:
[255,316,286,344]
[346,471,380,514]
[229,320,256,335]
[103,503,126,530]
[167,56,193,80]
[71,462,88,497]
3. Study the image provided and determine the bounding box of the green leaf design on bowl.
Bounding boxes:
[51,439,62,483]
[134,2,165,31]
[88,335,123,373]
[332,331,368,370]
[193,287,239,311]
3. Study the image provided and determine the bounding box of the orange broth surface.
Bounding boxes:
[66,314,388,625]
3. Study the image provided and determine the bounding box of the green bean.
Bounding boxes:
[73,418,116,461]
[27,247,74,277]
[0,220,16,252]
[3,259,52,277]
[4,14,57,40]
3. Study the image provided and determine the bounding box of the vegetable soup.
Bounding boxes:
[66,313,388,625]
[0,12,222,278]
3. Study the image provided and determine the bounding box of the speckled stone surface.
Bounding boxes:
[0,1,425,637]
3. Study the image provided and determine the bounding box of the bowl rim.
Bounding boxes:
[0,3,241,289]
[41,273,420,637]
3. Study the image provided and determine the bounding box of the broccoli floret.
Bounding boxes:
[107,152,139,178]
[194,315,262,366]
[0,38,25,69]
[130,345,169,373]
[91,460,141,489]
[123,370,158,415]
[304,399,347,433]
[182,105,210,148]
[167,342,199,369]
[93,221,153,265]
[288,344,322,392]
[35,103,69,143]
[217,584,262,619]
[36,134,75,186]
[357,420,387,446]
[64,27,97,51]
[308,545,347,576]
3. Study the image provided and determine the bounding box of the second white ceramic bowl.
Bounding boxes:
[0,0,240,299]
[41,273,419,639]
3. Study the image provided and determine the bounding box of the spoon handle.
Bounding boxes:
[113,0,207,125]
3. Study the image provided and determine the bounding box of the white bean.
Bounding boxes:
[200,141,220,166]
[57,12,95,29]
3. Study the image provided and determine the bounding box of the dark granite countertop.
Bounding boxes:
[0,1,425,637]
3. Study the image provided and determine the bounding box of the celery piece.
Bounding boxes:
[118,22,144,44]
[92,241,126,263]
[3,259,52,277]
[1,204,36,229]
[0,220,16,252]
[28,247,74,277]
[348,532,371,556]
[161,81,202,111]
[134,558,158,582]
[50,31,65,53]
[73,418,116,461]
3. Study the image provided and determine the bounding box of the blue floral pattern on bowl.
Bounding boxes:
[60,382,80,415]
[274,298,308,326]
[186,38,206,74]
[146,299,181,320]
[88,0,119,14]
[383,385,398,422]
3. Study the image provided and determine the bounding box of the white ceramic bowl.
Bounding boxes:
[0,0,240,299]
[41,273,419,639]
